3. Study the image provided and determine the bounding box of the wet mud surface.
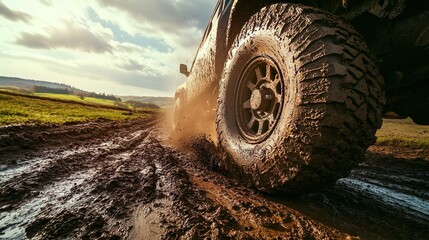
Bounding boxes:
[0,116,428,239]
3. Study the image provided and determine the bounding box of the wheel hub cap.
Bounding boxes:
[250,88,272,111]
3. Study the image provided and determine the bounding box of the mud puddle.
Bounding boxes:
[0,170,93,239]
[0,157,52,184]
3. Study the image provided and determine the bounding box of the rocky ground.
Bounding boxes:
[0,116,428,239]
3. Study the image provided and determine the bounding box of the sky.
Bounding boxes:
[0,0,217,96]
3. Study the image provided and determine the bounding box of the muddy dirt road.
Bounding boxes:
[0,116,428,239]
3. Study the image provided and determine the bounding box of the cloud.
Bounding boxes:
[0,51,170,96]
[94,0,217,77]
[15,21,112,53]
[96,0,214,35]
[86,7,173,53]
[72,61,171,92]
[0,2,31,23]
[117,59,155,73]
[39,0,52,6]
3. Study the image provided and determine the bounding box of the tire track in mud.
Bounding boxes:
[24,133,156,239]
[0,170,94,239]
[338,155,429,222]
[0,120,156,208]
[0,118,158,239]
[276,152,429,240]
[145,135,428,240]
[0,117,428,239]
[130,135,349,239]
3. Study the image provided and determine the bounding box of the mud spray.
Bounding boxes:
[163,100,218,148]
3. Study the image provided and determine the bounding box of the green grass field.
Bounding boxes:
[376,118,429,148]
[34,93,120,107]
[0,92,154,125]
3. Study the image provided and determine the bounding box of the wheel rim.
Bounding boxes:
[235,56,284,143]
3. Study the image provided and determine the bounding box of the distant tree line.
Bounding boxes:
[125,100,160,109]
[33,85,70,94]
[82,92,121,101]
[33,85,121,101]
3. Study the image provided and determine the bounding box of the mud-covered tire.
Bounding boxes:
[216,4,384,192]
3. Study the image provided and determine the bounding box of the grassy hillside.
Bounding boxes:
[0,91,155,126]
[0,76,75,91]
[376,118,429,148]
[34,93,120,107]
[121,96,173,108]
[1,76,171,108]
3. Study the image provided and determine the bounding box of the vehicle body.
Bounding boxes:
[175,0,429,191]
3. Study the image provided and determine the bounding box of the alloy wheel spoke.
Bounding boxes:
[247,117,256,129]
[274,74,281,85]
[255,67,264,82]
[247,82,256,91]
[242,99,251,109]
[257,120,264,135]
[265,64,271,80]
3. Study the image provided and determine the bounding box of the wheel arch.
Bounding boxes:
[226,1,272,50]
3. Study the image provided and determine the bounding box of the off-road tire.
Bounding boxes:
[216,4,384,192]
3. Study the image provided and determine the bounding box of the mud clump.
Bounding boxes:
[190,136,226,174]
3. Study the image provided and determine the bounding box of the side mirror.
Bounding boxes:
[180,64,190,77]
